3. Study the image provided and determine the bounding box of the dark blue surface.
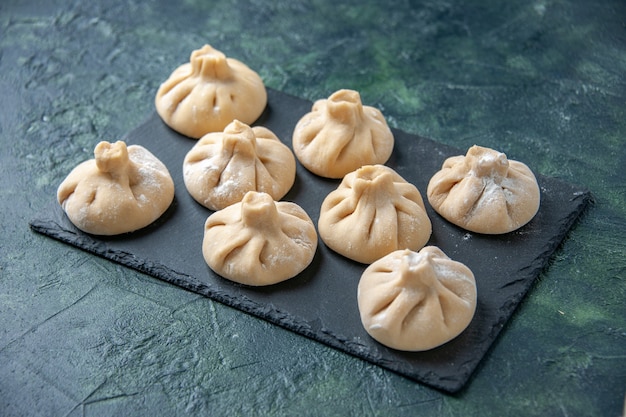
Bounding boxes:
[2,0,625,415]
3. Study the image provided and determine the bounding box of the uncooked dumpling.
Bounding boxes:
[57,141,175,235]
[427,145,540,234]
[357,247,477,351]
[183,120,296,211]
[292,89,394,178]
[155,44,267,139]
[203,191,318,286]
[318,164,431,264]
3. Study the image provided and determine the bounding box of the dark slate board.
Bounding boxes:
[30,88,592,393]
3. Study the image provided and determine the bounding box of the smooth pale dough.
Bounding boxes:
[292,89,394,179]
[57,141,175,235]
[155,44,267,139]
[203,191,318,286]
[358,247,477,351]
[427,145,540,234]
[183,120,296,211]
[318,164,431,264]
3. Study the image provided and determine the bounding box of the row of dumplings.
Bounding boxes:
[155,44,540,234]
[57,44,541,352]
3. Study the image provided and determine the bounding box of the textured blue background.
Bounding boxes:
[1,0,625,415]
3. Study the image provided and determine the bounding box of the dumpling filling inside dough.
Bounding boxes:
[155,44,267,138]
[358,247,477,351]
[57,140,175,235]
[203,191,317,286]
[318,164,431,264]
[292,89,394,178]
[427,145,540,234]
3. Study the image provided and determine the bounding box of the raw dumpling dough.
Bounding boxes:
[427,145,540,234]
[57,141,175,235]
[318,164,431,264]
[358,247,477,351]
[155,44,267,139]
[292,89,394,178]
[183,120,296,211]
[203,191,318,286]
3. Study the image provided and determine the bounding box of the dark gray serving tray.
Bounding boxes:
[31,88,591,393]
